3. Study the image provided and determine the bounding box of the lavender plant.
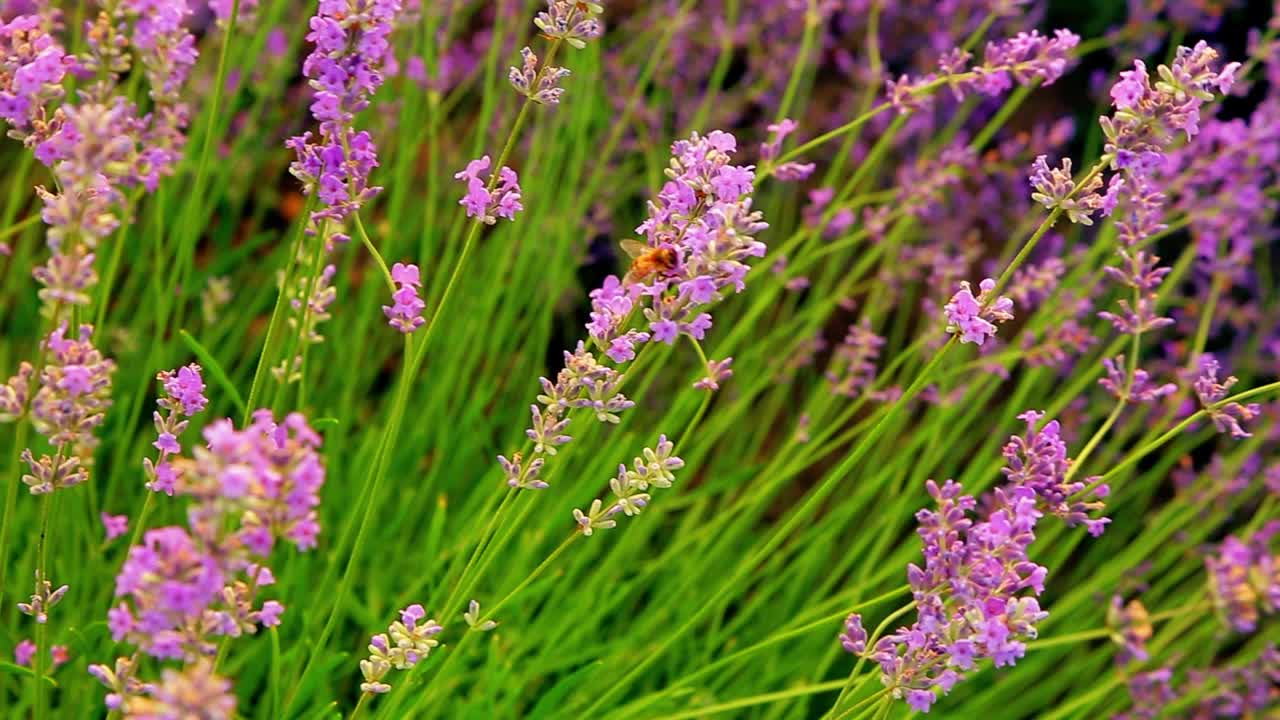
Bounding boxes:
[0,1,1277,718]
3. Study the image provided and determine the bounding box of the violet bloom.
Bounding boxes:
[144,364,208,496]
[383,262,426,333]
[1193,355,1262,439]
[870,480,1049,712]
[693,357,734,392]
[180,410,327,553]
[288,0,401,225]
[455,155,523,224]
[16,571,67,623]
[360,604,443,694]
[13,639,35,667]
[125,659,237,720]
[1002,410,1109,535]
[760,118,815,181]
[588,131,766,361]
[1099,355,1176,404]
[88,656,145,712]
[509,46,570,105]
[943,278,1014,346]
[1107,596,1152,664]
[888,29,1080,111]
[839,613,867,655]
[101,512,129,542]
[22,323,115,494]
[826,320,885,398]
[573,436,683,536]
[533,0,604,50]
[111,526,226,659]
[1029,156,1105,225]
[499,343,634,490]
[1205,523,1279,633]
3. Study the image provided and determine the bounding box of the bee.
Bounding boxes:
[620,239,679,286]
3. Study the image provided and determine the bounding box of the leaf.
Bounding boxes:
[178,329,247,416]
[0,661,59,687]
[527,661,603,719]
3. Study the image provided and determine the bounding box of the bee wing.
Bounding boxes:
[619,238,649,259]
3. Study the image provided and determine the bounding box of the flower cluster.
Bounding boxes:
[382,262,426,333]
[1107,595,1152,664]
[1193,355,1262,439]
[119,0,198,189]
[359,604,443,694]
[144,364,209,495]
[1099,355,1176,405]
[1205,523,1279,634]
[825,320,886,398]
[943,278,1014,346]
[499,342,634,490]
[588,130,766,363]
[888,30,1079,111]
[1029,156,1106,225]
[759,118,815,181]
[455,155,524,224]
[1001,410,1109,535]
[22,323,116,494]
[839,613,867,655]
[115,659,237,720]
[1105,42,1239,172]
[573,436,683,536]
[288,0,401,225]
[17,571,68,624]
[870,480,1050,712]
[102,408,322,691]
[509,46,570,105]
[179,410,327,553]
[13,639,69,669]
[534,0,604,50]
[0,15,74,136]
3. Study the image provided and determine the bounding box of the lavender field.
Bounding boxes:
[0,1,1278,718]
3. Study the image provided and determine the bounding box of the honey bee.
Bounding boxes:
[620,239,679,286]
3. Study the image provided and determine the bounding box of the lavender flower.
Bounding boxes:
[288,0,401,225]
[826,320,885,398]
[760,118,815,181]
[889,30,1080,111]
[359,604,443,694]
[693,357,734,391]
[101,512,129,542]
[88,656,145,712]
[1107,596,1152,664]
[1099,356,1176,404]
[179,410,327,553]
[1002,410,1110,535]
[509,46,570,105]
[587,131,766,363]
[124,659,237,720]
[839,613,867,655]
[943,279,1014,346]
[16,570,67,624]
[534,0,604,50]
[22,323,115,494]
[1205,523,1279,633]
[455,155,524,224]
[870,480,1049,712]
[144,364,208,496]
[499,342,634,490]
[13,639,34,667]
[1029,156,1105,225]
[1194,355,1262,439]
[573,436,683,536]
[383,262,426,333]
[111,526,227,659]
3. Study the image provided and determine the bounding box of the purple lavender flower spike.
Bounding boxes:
[455,155,524,224]
[1193,355,1262,439]
[360,604,443,693]
[383,262,426,333]
[944,278,1014,346]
